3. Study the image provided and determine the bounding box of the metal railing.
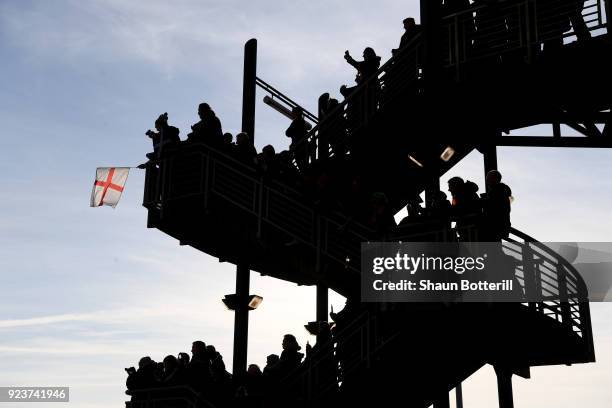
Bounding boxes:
[143,143,374,275]
[278,311,378,402]
[143,143,594,404]
[256,76,319,124]
[143,142,593,332]
[503,228,594,348]
[286,0,608,167]
[442,0,608,67]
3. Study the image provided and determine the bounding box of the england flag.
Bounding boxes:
[90,167,130,208]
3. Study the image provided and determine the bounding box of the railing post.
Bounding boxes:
[605,0,612,34]
[317,94,330,162]
[578,300,596,360]
[456,383,464,408]
[521,241,537,307]
[556,263,573,332]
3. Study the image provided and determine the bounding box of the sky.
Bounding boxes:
[0,1,610,407]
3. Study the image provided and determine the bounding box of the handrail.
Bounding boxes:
[441,0,608,67]
[288,0,608,166]
[256,76,319,123]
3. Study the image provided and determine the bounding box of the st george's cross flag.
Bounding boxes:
[90,167,130,208]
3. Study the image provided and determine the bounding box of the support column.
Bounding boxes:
[232,263,250,380]
[495,366,514,408]
[242,39,257,140]
[483,145,498,194]
[455,383,464,408]
[483,145,498,174]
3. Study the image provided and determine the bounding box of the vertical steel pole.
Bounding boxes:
[233,38,257,381]
[242,39,257,141]
[483,145,498,193]
[233,263,250,380]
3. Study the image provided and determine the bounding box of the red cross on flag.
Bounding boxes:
[90,167,130,208]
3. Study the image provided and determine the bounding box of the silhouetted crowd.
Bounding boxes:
[142,101,513,241]
[141,0,589,237]
[396,170,514,242]
[126,332,337,407]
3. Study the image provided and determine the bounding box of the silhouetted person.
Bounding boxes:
[305,322,337,397]
[234,132,258,166]
[221,132,234,152]
[161,355,185,387]
[205,345,216,362]
[320,97,348,157]
[344,47,381,118]
[209,352,233,406]
[258,144,279,176]
[245,364,265,398]
[344,47,381,85]
[286,106,310,171]
[448,177,482,240]
[426,190,453,238]
[145,112,180,159]
[392,18,421,56]
[275,334,304,378]
[187,340,211,392]
[263,354,280,377]
[187,103,223,146]
[339,80,361,133]
[178,352,190,367]
[126,356,158,400]
[481,169,512,240]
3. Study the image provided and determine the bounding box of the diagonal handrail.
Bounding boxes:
[256,76,319,123]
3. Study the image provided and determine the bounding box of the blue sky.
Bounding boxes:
[0,1,611,407]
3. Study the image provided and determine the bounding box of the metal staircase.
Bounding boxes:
[142,142,594,388]
[138,1,606,405]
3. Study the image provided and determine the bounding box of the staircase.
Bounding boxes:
[140,1,606,405]
[142,140,594,407]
